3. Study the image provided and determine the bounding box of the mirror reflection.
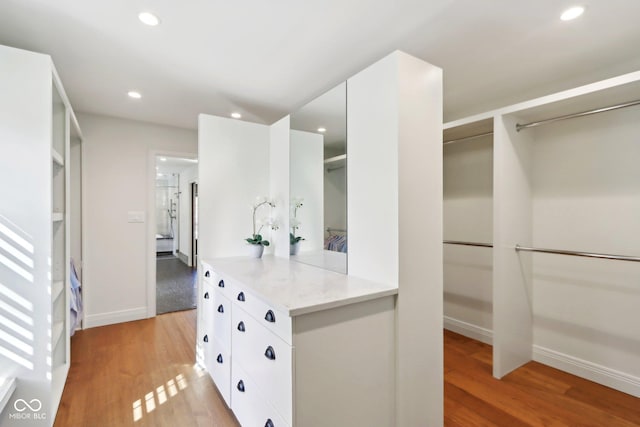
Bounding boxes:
[289,82,347,274]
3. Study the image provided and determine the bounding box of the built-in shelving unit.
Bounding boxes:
[443,69,640,398]
[0,45,81,426]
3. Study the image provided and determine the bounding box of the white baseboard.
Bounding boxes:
[443,316,493,345]
[84,307,148,329]
[533,345,640,398]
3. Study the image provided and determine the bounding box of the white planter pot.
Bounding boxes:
[248,244,264,258]
[290,241,301,256]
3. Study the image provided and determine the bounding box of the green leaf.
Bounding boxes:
[262,240,270,246]
[254,234,263,242]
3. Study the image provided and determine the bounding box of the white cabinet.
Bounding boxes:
[199,257,397,427]
[232,291,293,425]
[0,45,81,426]
[200,261,233,406]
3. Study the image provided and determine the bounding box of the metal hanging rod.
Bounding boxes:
[516,99,640,132]
[443,240,493,248]
[515,245,640,263]
[443,131,494,145]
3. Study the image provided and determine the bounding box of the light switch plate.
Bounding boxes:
[127,211,145,223]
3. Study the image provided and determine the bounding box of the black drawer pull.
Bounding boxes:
[237,292,245,302]
[265,419,274,427]
[264,310,276,323]
[237,321,245,332]
[217,304,224,313]
[204,292,209,299]
[237,380,245,392]
[217,354,223,364]
[203,334,208,343]
[264,346,276,361]
[205,271,210,277]
[218,279,224,288]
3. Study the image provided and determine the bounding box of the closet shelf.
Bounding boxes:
[0,377,16,416]
[52,149,64,166]
[52,321,64,349]
[52,280,64,302]
[324,154,346,171]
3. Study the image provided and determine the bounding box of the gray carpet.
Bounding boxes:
[156,255,197,315]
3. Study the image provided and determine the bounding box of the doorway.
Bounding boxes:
[154,155,198,315]
[191,182,198,267]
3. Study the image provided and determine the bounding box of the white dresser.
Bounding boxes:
[199,257,398,427]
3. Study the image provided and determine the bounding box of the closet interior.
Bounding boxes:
[443,71,640,397]
[443,118,494,345]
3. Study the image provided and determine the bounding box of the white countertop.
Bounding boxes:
[201,256,398,316]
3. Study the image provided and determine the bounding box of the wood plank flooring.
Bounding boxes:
[54,311,640,426]
[444,331,640,427]
[54,310,239,427]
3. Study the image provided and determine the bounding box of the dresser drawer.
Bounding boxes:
[202,329,215,378]
[200,279,215,376]
[202,263,235,300]
[201,261,217,286]
[213,290,231,349]
[210,337,231,407]
[232,285,292,345]
[232,363,290,427]
[232,307,292,425]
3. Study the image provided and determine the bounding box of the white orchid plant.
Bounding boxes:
[246,196,276,246]
[290,197,305,245]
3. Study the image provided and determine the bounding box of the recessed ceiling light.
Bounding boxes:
[231,112,242,119]
[138,12,160,26]
[560,6,584,21]
[128,91,142,99]
[159,157,167,162]
[317,127,326,133]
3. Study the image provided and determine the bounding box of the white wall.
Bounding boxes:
[347,51,443,426]
[269,116,290,258]
[530,108,640,395]
[198,115,271,259]
[178,164,198,265]
[324,161,346,234]
[443,136,493,340]
[79,113,196,328]
[70,135,82,278]
[290,129,324,252]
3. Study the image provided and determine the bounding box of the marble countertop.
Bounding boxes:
[201,256,398,316]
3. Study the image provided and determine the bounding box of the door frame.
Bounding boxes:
[191,181,198,267]
[146,149,197,318]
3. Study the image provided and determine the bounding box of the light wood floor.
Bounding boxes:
[54,310,239,427]
[55,310,640,426]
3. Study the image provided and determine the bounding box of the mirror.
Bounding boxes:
[289,82,347,274]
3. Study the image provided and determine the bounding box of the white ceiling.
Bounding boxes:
[1,0,639,130]
[156,156,197,177]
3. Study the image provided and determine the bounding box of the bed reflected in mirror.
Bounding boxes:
[289,82,347,274]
